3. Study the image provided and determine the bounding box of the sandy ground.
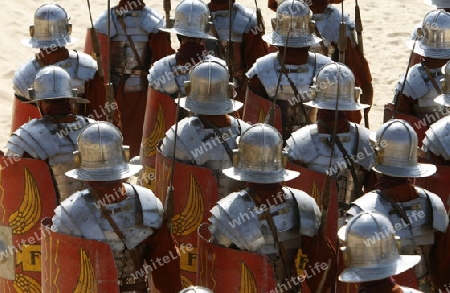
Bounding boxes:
[0,0,432,149]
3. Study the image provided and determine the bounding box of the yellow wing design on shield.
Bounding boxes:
[13,274,41,293]
[73,248,97,293]
[171,174,204,236]
[142,104,165,157]
[8,168,41,234]
[240,262,257,293]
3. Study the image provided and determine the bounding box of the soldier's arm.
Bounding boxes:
[343,38,373,112]
[143,220,182,293]
[301,234,338,292]
[247,75,270,99]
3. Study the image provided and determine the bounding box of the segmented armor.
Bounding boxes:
[394,63,447,119]
[310,6,355,56]
[209,187,321,283]
[246,52,331,130]
[6,116,94,201]
[285,122,374,211]
[52,184,164,293]
[348,187,449,292]
[161,116,250,197]
[422,115,450,161]
[148,55,224,97]
[13,51,97,100]
[206,3,257,70]
[95,7,165,92]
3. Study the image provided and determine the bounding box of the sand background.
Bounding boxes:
[0,0,432,149]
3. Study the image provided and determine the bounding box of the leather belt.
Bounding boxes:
[111,67,147,76]
[119,282,148,292]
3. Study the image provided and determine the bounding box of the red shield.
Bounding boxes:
[383,103,426,146]
[10,98,40,133]
[155,146,219,287]
[242,89,282,133]
[413,163,450,211]
[41,223,119,293]
[284,162,339,246]
[140,88,177,190]
[284,162,359,293]
[0,157,57,292]
[196,223,277,292]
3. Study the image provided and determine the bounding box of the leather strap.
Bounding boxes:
[248,188,301,292]
[317,120,362,205]
[197,115,234,162]
[90,185,145,278]
[115,11,144,67]
[421,63,442,94]
[276,52,310,126]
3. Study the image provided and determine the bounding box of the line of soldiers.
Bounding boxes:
[1,0,450,292]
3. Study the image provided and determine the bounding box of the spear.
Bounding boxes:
[354,0,364,56]
[164,0,172,28]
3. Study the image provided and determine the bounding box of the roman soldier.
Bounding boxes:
[205,0,270,101]
[12,3,100,132]
[285,62,374,227]
[339,211,423,293]
[160,59,250,198]
[347,119,449,291]
[267,0,373,125]
[6,66,94,202]
[85,0,174,157]
[140,0,221,189]
[50,121,182,293]
[390,10,450,129]
[203,123,337,292]
[245,0,331,141]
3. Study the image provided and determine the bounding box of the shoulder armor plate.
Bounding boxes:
[285,124,319,164]
[210,190,264,251]
[132,184,164,228]
[12,58,41,100]
[148,54,180,94]
[352,123,375,170]
[313,6,354,45]
[400,64,442,100]
[288,187,321,236]
[422,116,450,160]
[65,51,98,81]
[233,3,257,36]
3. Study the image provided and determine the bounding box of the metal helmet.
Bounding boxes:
[434,60,450,106]
[21,3,77,48]
[262,0,321,48]
[25,65,88,104]
[179,59,242,114]
[371,119,436,177]
[222,123,300,183]
[179,286,213,293]
[413,9,450,59]
[65,122,142,181]
[305,62,369,111]
[338,211,421,283]
[424,0,450,8]
[159,0,216,40]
